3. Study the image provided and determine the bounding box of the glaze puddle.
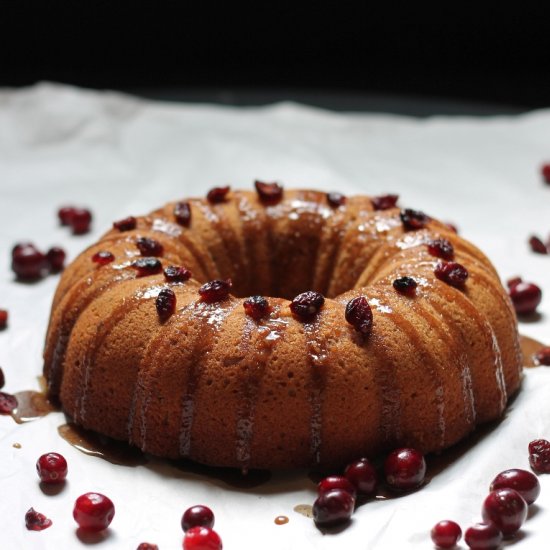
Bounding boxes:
[520,334,548,367]
[293,504,313,518]
[58,423,148,466]
[11,391,56,424]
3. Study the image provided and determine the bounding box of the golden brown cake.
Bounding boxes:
[43,184,522,470]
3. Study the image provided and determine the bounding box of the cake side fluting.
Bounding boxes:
[43,188,522,469]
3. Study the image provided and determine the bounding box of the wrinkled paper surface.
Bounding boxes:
[0,83,549,549]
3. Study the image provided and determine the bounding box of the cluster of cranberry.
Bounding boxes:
[58,206,93,235]
[30,451,223,549]
[11,242,66,281]
[8,205,96,282]
[312,448,426,528]
[431,439,550,549]
[30,452,115,533]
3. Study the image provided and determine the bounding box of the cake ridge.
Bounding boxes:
[75,279,167,424]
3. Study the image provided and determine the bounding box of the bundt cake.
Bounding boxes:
[43,183,522,470]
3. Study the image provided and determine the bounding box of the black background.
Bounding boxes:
[1,4,549,111]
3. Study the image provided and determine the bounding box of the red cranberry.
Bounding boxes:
[175,201,192,226]
[0,391,18,414]
[528,438,550,473]
[243,295,271,320]
[534,346,550,366]
[137,237,164,257]
[181,505,215,532]
[290,291,325,320]
[206,186,230,204]
[434,261,468,288]
[113,216,137,232]
[393,276,418,296]
[0,309,7,330]
[183,526,223,550]
[431,520,462,549]
[199,279,233,303]
[541,163,550,184]
[46,246,66,272]
[312,489,355,528]
[529,235,548,254]
[131,258,163,277]
[70,208,93,235]
[11,242,48,280]
[345,296,373,335]
[509,281,542,315]
[156,288,177,322]
[137,544,158,550]
[490,468,540,505]
[344,457,378,495]
[164,265,192,283]
[73,492,115,532]
[400,208,429,230]
[506,276,522,289]
[327,192,346,208]
[36,452,68,483]
[92,251,115,265]
[464,523,502,550]
[254,180,283,205]
[0,367,4,388]
[58,206,77,226]
[318,476,357,500]
[384,447,426,491]
[427,238,454,260]
[482,488,527,536]
[371,194,399,211]
[25,508,52,531]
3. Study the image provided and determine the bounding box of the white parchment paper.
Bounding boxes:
[0,82,549,549]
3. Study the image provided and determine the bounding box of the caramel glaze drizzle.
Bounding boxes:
[46,270,135,396]
[128,297,238,458]
[407,289,475,437]
[127,298,196,448]
[367,330,402,446]
[74,280,168,424]
[313,199,349,296]
[427,281,506,417]
[171,213,218,281]
[46,226,184,397]
[368,289,447,448]
[465,268,523,383]
[303,314,329,465]
[235,317,256,468]
[414,288,476,427]
[235,192,270,295]
[178,301,238,457]
[289,190,329,293]
[199,200,246,290]
[234,306,288,470]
